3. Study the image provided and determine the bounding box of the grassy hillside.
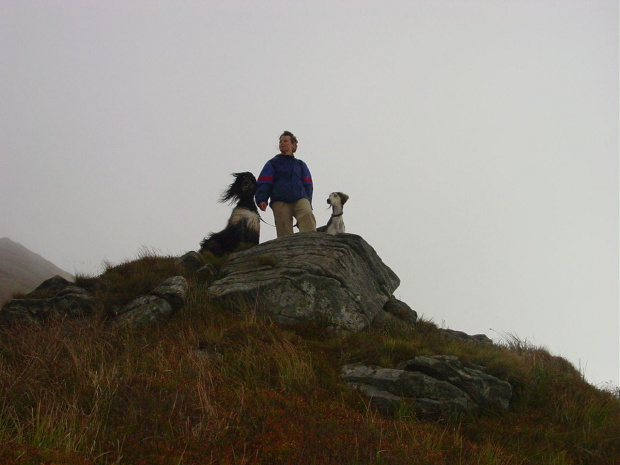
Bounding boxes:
[0,253,618,464]
[0,237,74,305]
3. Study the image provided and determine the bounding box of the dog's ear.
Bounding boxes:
[339,192,349,205]
[220,173,242,203]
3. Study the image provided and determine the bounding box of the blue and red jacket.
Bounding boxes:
[255,154,314,206]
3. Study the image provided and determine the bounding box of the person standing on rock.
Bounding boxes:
[255,131,317,237]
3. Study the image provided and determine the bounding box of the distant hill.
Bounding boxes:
[0,237,73,304]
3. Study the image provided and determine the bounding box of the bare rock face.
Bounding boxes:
[208,232,400,331]
[342,355,512,419]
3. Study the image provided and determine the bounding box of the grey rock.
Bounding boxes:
[28,275,73,299]
[371,309,404,329]
[342,355,512,419]
[113,276,188,327]
[208,232,400,331]
[0,298,56,322]
[151,276,188,311]
[342,363,472,418]
[196,264,218,285]
[397,355,512,410]
[115,295,173,326]
[441,329,493,345]
[0,276,95,323]
[349,382,403,414]
[382,296,418,325]
[56,285,91,298]
[49,292,95,318]
[177,251,205,272]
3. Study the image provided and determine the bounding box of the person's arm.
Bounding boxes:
[255,160,275,210]
[301,162,313,204]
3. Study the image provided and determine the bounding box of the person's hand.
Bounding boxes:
[258,202,267,211]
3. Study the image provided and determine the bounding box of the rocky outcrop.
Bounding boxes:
[177,251,205,272]
[115,276,188,326]
[0,275,95,323]
[178,251,218,284]
[114,295,173,326]
[381,296,418,325]
[342,355,512,419]
[1,274,190,327]
[440,329,493,345]
[27,275,74,299]
[151,276,189,312]
[208,233,400,331]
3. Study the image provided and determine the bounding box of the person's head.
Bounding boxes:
[279,131,298,155]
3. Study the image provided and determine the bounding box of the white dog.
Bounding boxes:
[317,192,349,235]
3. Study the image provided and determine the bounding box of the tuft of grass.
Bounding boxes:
[198,249,229,271]
[76,249,188,318]
[6,291,29,301]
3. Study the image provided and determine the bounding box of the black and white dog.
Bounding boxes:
[199,172,260,256]
[317,192,349,235]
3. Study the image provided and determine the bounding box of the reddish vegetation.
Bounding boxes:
[0,255,618,464]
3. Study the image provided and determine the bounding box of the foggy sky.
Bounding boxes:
[1,0,618,387]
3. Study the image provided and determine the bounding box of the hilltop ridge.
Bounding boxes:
[0,240,619,464]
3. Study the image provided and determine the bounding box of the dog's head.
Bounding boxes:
[327,192,349,208]
[220,172,257,203]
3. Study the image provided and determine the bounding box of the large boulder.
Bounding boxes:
[342,355,512,419]
[208,233,400,331]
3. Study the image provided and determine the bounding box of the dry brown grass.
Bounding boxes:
[1,253,619,464]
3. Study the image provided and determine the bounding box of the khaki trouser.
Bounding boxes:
[271,199,316,238]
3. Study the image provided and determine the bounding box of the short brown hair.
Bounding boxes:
[280,131,298,153]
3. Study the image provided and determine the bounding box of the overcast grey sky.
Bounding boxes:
[1,0,617,387]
